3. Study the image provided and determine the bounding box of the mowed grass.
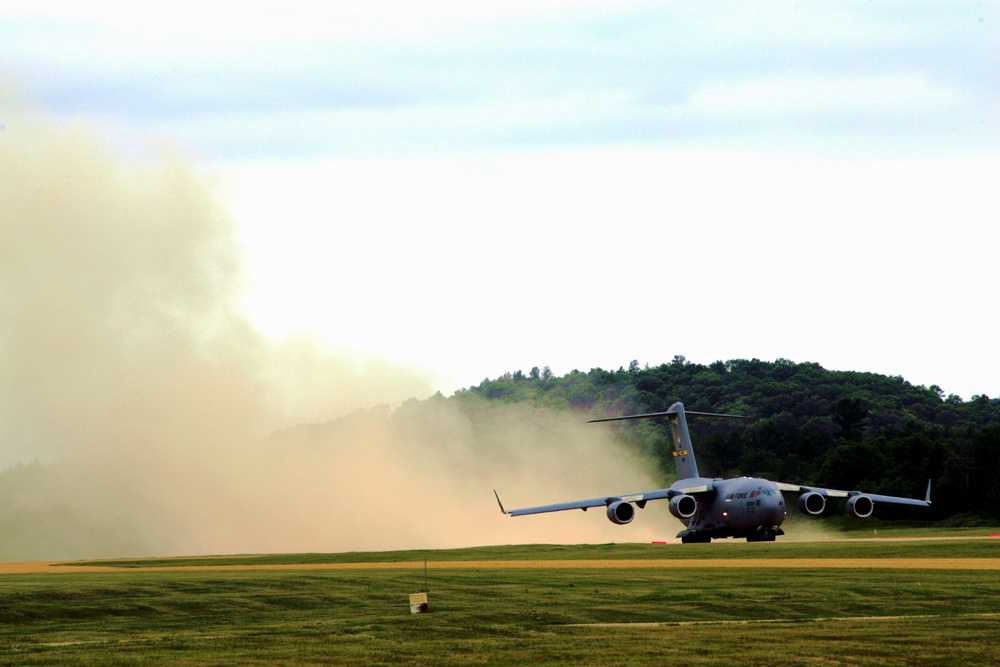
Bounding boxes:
[73,523,1000,568]
[3,536,1000,666]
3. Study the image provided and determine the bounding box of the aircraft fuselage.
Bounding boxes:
[672,477,786,542]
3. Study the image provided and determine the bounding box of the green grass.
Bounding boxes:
[71,526,1000,568]
[4,536,1000,665]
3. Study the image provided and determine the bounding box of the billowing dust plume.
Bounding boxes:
[0,98,673,560]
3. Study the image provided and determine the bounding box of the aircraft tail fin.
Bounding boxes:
[589,402,748,480]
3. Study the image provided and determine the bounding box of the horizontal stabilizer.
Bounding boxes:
[589,410,749,423]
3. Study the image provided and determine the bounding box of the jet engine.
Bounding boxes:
[798,491,826,516]
[606,500,635,525]
[668,494,698,520]
[846,495,874,518]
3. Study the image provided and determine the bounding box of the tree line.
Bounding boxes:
[458,357,1000,522]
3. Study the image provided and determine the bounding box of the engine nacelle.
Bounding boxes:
[606,500,635,525]
[846,494,874,518]
[668,494,698,520]
[798,491,826,516]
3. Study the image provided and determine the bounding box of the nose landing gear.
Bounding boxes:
[746,526,783,542]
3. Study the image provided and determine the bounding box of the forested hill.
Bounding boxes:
[458,357,1000,520]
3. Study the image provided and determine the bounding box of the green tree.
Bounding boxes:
[833,397,869,441]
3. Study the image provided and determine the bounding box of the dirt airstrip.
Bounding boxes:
[2,557,1000,575]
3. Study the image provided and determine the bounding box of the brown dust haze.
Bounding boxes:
[0,98,674,561]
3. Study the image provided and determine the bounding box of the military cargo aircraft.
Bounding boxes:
[495,402,931,542]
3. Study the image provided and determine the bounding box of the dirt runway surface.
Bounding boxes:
[3,557,1000,575]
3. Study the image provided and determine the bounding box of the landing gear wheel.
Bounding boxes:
[749,527,777,542]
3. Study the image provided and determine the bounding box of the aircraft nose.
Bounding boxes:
[762,495,785,524]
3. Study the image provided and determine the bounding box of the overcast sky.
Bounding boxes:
[4,1,998,400]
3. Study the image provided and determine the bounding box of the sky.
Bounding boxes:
[3,1,998,401]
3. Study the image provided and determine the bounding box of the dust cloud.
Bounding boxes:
[776,512,842,542]
[0,97,673,561]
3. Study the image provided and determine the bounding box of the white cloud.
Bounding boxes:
[3,1,623,45]
[217,146,999,398]
[689,74,963,120]
[7,2,994,159]
[4,1,997,400]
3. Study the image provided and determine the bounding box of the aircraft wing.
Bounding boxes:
[494,488,678,516]
[775,479,932,507]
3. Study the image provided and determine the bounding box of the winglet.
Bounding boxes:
[925,479,932,505]
[494,489,510,515]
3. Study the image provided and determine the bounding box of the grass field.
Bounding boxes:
[3,532,1000,665]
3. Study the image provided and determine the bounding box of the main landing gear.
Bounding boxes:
[679,530,712,544]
